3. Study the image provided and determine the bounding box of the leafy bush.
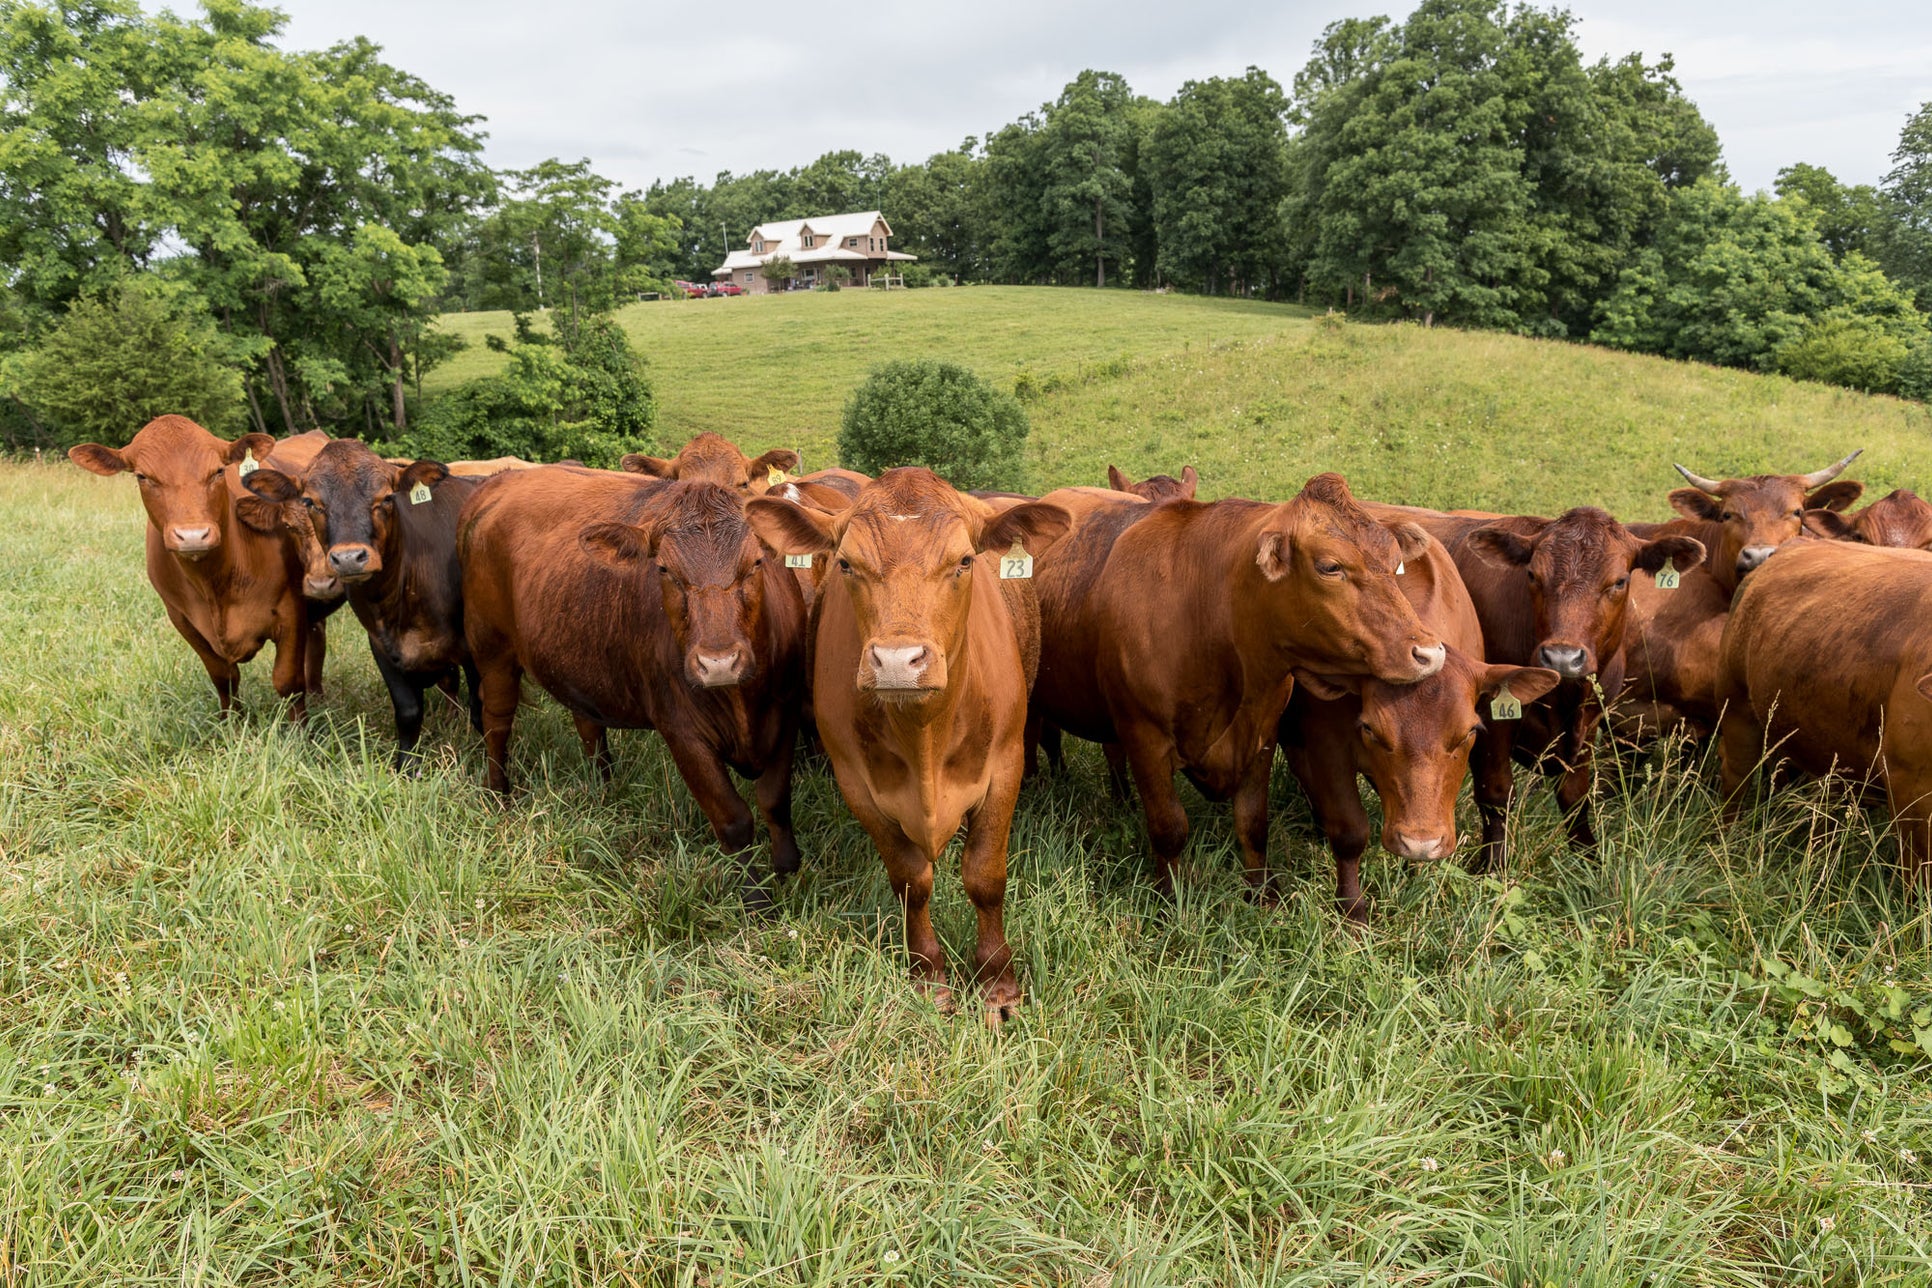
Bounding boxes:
[899,263,934,288]
[1776,316,1911,393]
[1,277,248,449]
[838,358,1029,490]
[1896,339,1932,403]
[393,310,654,467]
[820,265,851,292]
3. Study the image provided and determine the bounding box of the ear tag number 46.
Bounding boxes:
[1654,560,1680,590]
[1000,541,1033,580]
[1490,683,1522,722]
[409,481,432,505]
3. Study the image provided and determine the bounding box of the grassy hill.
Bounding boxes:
[429,287,1932,518]
[5,292,1932,1282]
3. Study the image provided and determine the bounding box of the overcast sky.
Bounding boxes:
[269,0,1931,198]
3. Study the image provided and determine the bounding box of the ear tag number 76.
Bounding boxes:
[1654,560,1680,590]
[999,541,1033,580]
[1490,684,1521,721]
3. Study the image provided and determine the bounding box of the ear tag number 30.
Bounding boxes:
[238,451,259,478]
[1654,560,1680,590]
[409,481,432,505]
[1490,684,1522,722]
[784,553,813,569]
[1000,540,1033,580]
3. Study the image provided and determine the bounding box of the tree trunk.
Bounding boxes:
[1095,198,1106,289]
[533,232,545,310]
[265,347,295,433]
[243,383,269,436]
[390,336,407,435]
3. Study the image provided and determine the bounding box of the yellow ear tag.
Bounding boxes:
[1490,684,1521,722]
[999,540,1033,580]
[1654,560,1679,590]
[767,466,788,487]
[238,451,259,478]
[783,553,813,569]
[408,481,432,505]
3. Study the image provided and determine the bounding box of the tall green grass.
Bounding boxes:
[7,298,1932,1282]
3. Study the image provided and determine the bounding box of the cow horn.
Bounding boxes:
[1799,449,1862,489]
[1673,463,1723,493]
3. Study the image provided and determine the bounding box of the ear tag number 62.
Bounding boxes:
[1000,540,1033,580]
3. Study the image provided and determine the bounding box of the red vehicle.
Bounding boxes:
[712,282,744,296]
[675,280,709,299]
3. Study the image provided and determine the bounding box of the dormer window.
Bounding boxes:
[846,236,860,248]
[753,238,765,253]
[802,234,815,249]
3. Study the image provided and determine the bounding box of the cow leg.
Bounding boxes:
[754,735,801,879]
[370,647,427,771]
[1231,749,1278,904]
[304,615,328,701]
[1286,742,1372,925]
[1120,729,1188,895]
[1040,724,1065,774]
[1021,712,1044,780]
[874,827,949,1008]
[1103,742,1132,801]
[462,660,484,734]
[1470,725,1516,875]
[661,737,765,908]
[477,656,523,795]
[1554,753,1597,854]
[962,778,1022,1024]
[572,714,613,783]
[1716,702,1760,821]
[166,604,242,717]
[269,615,308,724]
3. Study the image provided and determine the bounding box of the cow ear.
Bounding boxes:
[746,448,801,482]
[579,521,652,566]
[621,453,674,477]
[1918,672,1932,704]
[746,495,838,555]
[242,468,298,501]
[1481,665,1562,707]
[1802,508,1855,539]
[235,495,284,534]
[1292,670,1358,702]
[1387,521,1431,563]
[1807,479,1864,512]
[398,459,450,494]
[1256,530,1291,582]
[226,433,277,466]
[1668,487,1723,521]
[1634,535,1705,573]
[1466,525,1535,568]
[980,502,1070,559]
[68,443,129,475]
[1178,465,1199,498]
[1106,464,1132,492]
[790,481,855,513]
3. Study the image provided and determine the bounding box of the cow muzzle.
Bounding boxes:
[861,638,946,695]
[327,544,379,582]
[167,525,219,557]
[690,648,749,689]
[1409,642,1446,679]
[1385,828,1455,862]
[1535,643,1590,679]
[1735,545,1775,577]
[303,573,345,600]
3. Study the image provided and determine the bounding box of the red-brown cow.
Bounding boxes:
[464,470,809,902]
[1279,532,1559,920]
[1380,505,1704,870]
[1717,541,1932,886]
[1106,464,1199,503]
[745,468,1069,1018]
[621,432,800,494]
[234,429,341,697]
[1806,489,1932,550]
[1628,452,1863,592]
[244,439,479,765]
[1033,474,1446,896]
[69,416,310,719]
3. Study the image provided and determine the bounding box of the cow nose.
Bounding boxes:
[868,643,931,689]
[1387,831,1451,862]
[1411,642,1446,677]
[1536,644,1588,678]
[170,525,215,552]
[692,650,747,688]
[303,574,344,600]
[329,546,369,576]
[1736,545,1775,576]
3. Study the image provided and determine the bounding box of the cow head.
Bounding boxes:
[1107,464,1199,503]
[1668,452,1862,587]
[1806,489,1932,551]
[235,469,344,601]
[1252,473,1446,683]
[1297,653,1561,860]
[245,439,445,586]
[620,432,800,494]
[1466,508,1704,681]
[578,481,775,689]
[746,467,1069,711]
[69,416,276,559]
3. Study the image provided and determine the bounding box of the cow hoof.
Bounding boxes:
[740,881,774,915]
[983,979,1022,1028]
[1337,895,1370,926]
[916,981,955,1014]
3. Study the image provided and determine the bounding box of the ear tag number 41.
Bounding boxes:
[409,481,432,505]
[1654,560,1680,590]
[1490,683,1522,722]
[1000,541,1033,580]
[784,553,813,569]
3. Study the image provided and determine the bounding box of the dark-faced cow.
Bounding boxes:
[244,439,479,765]
[1717,541,1932,886]
[1278,531,1560,920]
[620,432,800,495]
[69,416,310,719]
[463,470,809,902]
[1033,473,1445,896]
[1106,464,1198,503]
[745,468,1069,1020]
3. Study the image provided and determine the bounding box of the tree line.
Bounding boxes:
[4,0,1931,454]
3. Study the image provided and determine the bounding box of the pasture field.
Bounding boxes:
[6,298,1932,1284]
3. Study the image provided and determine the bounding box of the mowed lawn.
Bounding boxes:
[6,295,1932,1283]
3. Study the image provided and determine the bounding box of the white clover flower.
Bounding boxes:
[1902,1149,1919,1164]
[883,1249,900,1263]
[1548,1149,1566,1166]
[1863,1129,1878,1143]
[1418,1157,1440,1173]
[43,1084,55,1096]
[786,928,798,940]
[1818,1215,1835,1233]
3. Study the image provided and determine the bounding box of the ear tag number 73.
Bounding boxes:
[1490,684,1522,721]
[999,540,1033,580]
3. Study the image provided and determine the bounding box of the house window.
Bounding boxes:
[846,236,860,248]
[802,234,815,249]
[743,271,754,283]
[753,239,764,252]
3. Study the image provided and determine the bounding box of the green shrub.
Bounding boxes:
[838,358,1029,490]
[394,309,654,466]
[899,263,934,288]
[2,277,248,449]
[1775,316,1910,393]
[1897,339,1932,403]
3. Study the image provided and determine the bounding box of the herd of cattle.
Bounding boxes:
[67,415,1932,1018]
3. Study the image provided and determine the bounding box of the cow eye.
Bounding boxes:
[1612,576,1628,592]
[837,558,852,574]
[1721,511,1737,522]
[957,554,974,575]
[303,497,319,510]
[1317,559,1344,578]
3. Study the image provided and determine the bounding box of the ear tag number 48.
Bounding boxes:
[1490,683,1522,722]
[409,481,432,505]
[1000,541,1033,580]
[1654,560,1680,590]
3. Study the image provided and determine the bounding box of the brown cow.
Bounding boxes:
[1717,541,1932,886]
[1032,474,1446,896]
[1629,452,1863,592]
[620,432,800,494]
[233,429,341,697]
[1278,532,1560,920]
[1382,505,1704,870]
[69,416,311,719]
[1106,464,1198,503]
[1806,489,1932,550]
[244,439,480,765]
[745,468,1070,1018]
[463,470,809,902]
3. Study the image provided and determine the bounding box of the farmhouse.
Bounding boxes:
[712,210,916,293]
